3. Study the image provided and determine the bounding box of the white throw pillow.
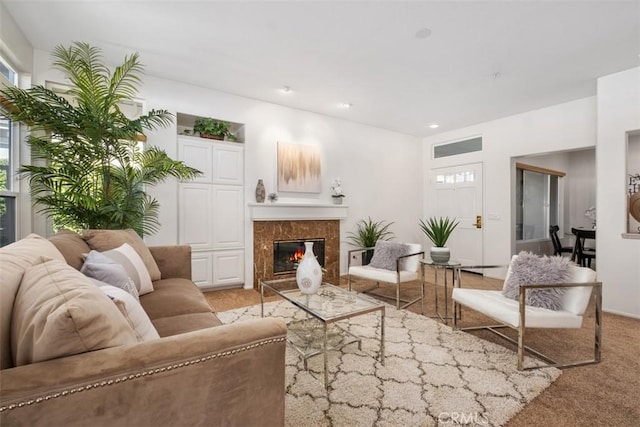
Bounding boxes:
[95,282,160,341]
[100,243,154,295]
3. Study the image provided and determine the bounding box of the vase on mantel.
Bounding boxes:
[296,241,322,294]
[255,179,266,203]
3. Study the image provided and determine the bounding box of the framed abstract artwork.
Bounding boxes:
[277,142,322,193]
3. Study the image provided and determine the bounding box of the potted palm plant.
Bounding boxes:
[193,117,237,141]
[346,217,395,264]
[419,216,459,263]
[0,42,201,236]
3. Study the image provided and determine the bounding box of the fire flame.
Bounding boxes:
[289,248,305,263]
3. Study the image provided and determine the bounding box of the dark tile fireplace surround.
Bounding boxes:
[252,220,339,289]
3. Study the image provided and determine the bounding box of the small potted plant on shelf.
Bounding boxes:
[347,217,395,264]
[330,178,345,204]
[419,216,459,263]
[193,117,237,141]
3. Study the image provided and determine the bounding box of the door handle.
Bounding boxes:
[473,215,482,229]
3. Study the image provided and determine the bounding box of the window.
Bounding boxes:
[433,136,482,159]
[515,163,564,241]
[0,57,18,247]
[0,116,16,247]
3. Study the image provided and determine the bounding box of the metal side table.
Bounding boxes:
[420,259,461,324]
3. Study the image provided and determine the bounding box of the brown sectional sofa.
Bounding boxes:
[0,231,287,426]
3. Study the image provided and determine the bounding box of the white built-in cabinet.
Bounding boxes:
[178,135,244,289]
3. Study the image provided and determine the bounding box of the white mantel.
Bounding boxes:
[248,203,348,221]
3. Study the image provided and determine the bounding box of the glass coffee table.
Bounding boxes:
[260,278,385,389]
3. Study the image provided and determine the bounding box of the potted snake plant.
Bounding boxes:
[419,216,459,263]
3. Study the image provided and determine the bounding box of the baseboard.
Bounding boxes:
[603,308,640,319]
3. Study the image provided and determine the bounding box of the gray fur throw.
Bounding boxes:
[502,251,571,310]
[369,241,409,271]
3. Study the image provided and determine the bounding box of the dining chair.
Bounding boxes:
[571,227,596,269]
[549,225,572,256]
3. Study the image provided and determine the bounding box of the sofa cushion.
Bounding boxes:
[48,229,91,271]
[82,229,162,281]
[81,248,142,299]
[94,282,160,341]
[11,257,138,366]
[151,312,222,337]
[99,243,154,295]
[0,234,65,369]
[139,278,213,321]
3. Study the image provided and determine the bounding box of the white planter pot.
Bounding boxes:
[430,247,451,263]
[296,241,322,294]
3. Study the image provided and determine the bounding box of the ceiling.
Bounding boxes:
[3,1,639,137]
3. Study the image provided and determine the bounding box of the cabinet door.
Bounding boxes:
[179,137,213,183]
[213,185,244,248]
[191,251,214,288]
[212,250,244,287]
[178,183,213,249]
[213,144,243,185]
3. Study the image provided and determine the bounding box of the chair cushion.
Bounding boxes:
[348,265,418,284]
[452,288,584,328]
[561,264,597,315]
[369,241,409,270]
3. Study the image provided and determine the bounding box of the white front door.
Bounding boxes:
[427,163,483,267]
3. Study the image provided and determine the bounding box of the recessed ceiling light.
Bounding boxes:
[415,27,432,39]
[339,102,352,109]
[279,85,292,94]
[429,123,439,129]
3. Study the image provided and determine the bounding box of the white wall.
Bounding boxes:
[567,149,596,230]
[629,134,640,232]
[423,97,597,269]
[596,67,640,318]
[29,49,423,283]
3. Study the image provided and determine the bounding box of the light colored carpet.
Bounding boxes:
[218,300,561,427]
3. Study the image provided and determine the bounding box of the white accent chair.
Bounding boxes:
[347,243,424,311]
[452,256,602,370]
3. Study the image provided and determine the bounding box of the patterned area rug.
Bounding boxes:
[218,300,561,427]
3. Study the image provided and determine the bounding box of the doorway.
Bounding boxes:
[427,163,483,267]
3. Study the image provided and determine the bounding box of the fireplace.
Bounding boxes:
[273,238,325,275]
[253,220,340,289]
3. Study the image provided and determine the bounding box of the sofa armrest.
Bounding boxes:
[148,245,191,280]
[0,318,287,427]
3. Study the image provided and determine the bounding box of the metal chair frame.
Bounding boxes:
[347,247,425,312]
[453,281,602,371]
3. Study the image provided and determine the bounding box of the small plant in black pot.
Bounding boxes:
[347,217,395,264]
[193,117,236,141]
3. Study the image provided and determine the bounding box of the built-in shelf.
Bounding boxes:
[248,203,348,221]
[176,112,245,144]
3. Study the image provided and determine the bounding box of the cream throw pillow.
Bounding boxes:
[93,282,160,341]
[100,243,154,295]
[82,229,162,281]
[11,257,138,366]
